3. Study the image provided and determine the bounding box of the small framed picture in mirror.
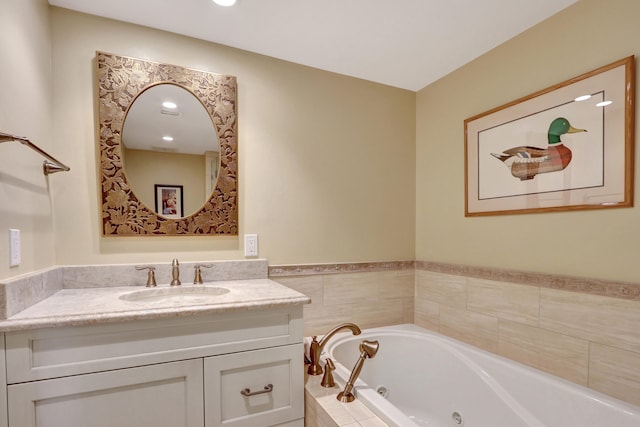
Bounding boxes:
[155,184,184,218]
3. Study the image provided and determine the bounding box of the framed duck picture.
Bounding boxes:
[464,56,634,216]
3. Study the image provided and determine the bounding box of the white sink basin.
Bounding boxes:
[119,286,230,303]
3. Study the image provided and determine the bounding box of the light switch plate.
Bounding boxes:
[9,229,20,267]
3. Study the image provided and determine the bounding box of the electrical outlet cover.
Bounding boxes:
[244,234,258,257]
[9,229,20,267]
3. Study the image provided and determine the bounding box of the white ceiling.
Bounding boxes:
[49,0,578,91]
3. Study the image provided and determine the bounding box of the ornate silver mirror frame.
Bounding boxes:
[97,52,238,236]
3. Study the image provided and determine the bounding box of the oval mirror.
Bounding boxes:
[121,83,219,219]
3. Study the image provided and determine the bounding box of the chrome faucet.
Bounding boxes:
[170,259,181,286]
[337,339,379,403]
[307,323,361,375]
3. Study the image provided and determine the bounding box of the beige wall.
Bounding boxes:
[416,0,640,283]
[123,148,206,216]
[49,7,416,267]
[0,0,56,280]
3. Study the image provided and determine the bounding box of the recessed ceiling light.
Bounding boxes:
[213,0,236,6]
[162,136,174,142]
[162,101,177,109]
[574,95,591,102]
[596,100,613,107]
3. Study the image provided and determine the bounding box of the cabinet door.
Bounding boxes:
[8,359,203,427]
[204,344,303,427]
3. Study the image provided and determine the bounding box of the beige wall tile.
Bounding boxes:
[467,278,539,326]
[352,300,404,329]
[303,304,353,337]
[305,391,321,427]
[356,417,389,426]
[286,270,417,337]
[315,395,359,425]
[273,275,323,306]
[402,298,414,324]
[498,319,589,385]
[323,273,379,306]
[540,289,640,353]
[379,270,415,298]
[589,343,640,406]
[415,270,466,309]
[414,298,439,331]
[439,305,498,353]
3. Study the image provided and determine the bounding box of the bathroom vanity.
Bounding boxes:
[0,270,309,427]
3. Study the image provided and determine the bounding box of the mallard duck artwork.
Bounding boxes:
[491,117,587,181]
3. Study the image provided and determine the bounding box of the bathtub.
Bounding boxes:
[323,324,640,427]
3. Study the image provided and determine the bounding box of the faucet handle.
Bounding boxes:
[193,264,213,284]
[135,266,157,287]
[321,358,336,388]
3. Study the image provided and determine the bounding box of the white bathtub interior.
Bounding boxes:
[324,324,640,427]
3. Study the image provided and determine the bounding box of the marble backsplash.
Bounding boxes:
[0,267,63,319]
[0,259,268,319]
[62,259,268,288]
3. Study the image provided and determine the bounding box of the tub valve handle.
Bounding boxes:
[321,358,336,388]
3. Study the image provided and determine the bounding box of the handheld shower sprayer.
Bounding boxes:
[337,339,379,402]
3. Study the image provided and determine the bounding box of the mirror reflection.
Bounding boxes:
[121,84,220,218]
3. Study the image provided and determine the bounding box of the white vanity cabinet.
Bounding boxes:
[2,306,304,427]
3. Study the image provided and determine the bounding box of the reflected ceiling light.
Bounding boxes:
[596,100,613,107]
[574,94,591,102]
[162,136,174,142]
[213,0,236,6]
[162,101,177,109]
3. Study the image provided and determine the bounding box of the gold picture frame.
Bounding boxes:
[465,56,635,216]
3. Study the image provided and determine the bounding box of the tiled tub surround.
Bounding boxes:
[414,262,640,408]
[270,262,415,337]
[270,260,640,409]
[304,371,388,427]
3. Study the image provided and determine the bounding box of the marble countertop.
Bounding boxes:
[0,279,310,332]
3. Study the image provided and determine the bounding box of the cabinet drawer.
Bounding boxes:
[6,306,303,383]
[205,344,303,427]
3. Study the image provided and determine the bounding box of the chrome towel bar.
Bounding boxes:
[0,131,70,175]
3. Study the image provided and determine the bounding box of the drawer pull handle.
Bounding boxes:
[240,383,273,397]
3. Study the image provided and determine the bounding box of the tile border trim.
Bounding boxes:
[268,260,415,277]
[268,260,640,301]
[416,261,640,301]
